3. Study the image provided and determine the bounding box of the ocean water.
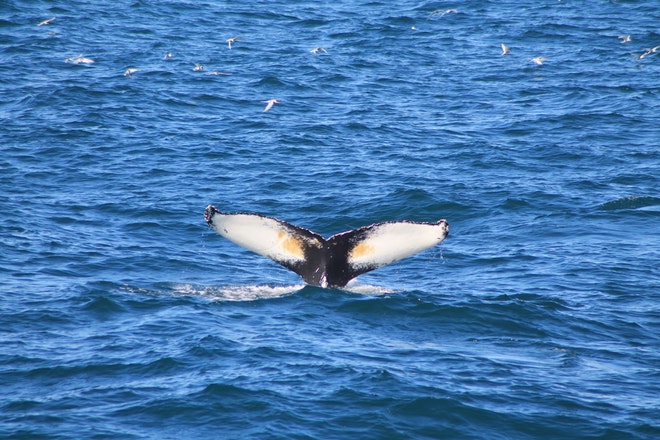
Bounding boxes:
[1,0,659,438]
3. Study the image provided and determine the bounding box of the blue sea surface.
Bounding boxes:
[1,1,659,438]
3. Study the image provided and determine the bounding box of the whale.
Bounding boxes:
[204,205,449,288]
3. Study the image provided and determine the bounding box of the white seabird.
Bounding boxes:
[227,37,241,50]
[262,99,280,112]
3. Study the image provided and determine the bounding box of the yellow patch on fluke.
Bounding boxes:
[280,234,304,258]
[350,242,375,259]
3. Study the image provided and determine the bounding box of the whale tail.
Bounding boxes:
[204,205,449,288]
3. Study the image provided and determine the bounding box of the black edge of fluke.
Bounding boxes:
[204,204,218,226]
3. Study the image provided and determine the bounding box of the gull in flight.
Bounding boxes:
[530,56,547,65]
[310,47,328,54]
[501,43,510,55]
[193,63,204,71]
[65,54,95,64]
[262,99,280,112]
[38,17,56,26]
[227,37,241,49]
[124,68,138,77]
[637,45,660,59]
[618,35,632,43]
[163,52,174,60]
[428,9,458,19]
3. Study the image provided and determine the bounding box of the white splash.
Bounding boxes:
[342,280,397,295]
[171,283,305,302]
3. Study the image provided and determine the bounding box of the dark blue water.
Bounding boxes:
[1,1,659,438]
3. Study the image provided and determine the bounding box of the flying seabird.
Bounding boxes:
[428,9,458,19]
[227,37,241,49]
[38,17,56,26]
[262,99,280,112]
[65,54,95,64]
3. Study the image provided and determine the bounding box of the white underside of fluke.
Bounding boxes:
[344,222,448,268]
[207,212,318,264]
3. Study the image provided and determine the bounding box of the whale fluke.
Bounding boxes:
[204,205,449,288]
